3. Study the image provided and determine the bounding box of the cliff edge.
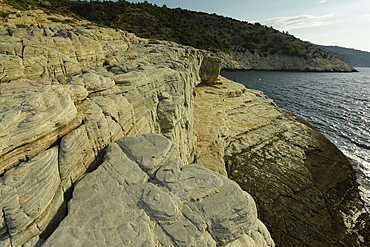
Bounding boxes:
[194,77,370,246]
[0,23,273,247]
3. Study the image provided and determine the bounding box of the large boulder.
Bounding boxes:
[199,56,221,85]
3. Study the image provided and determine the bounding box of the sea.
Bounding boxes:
[222,68,370,211]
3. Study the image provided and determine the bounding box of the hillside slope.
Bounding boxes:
[67,0,355,71]
[3,0,355,71]
[314,44,370,67]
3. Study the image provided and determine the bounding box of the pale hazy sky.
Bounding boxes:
[126,0,370,52]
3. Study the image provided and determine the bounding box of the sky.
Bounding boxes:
[126,0,370,52]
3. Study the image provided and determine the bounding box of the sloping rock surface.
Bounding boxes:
[194,77,370,247]
[0,23,222,246]
[42,134,274,247]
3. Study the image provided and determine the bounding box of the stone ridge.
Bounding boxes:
[42,133,274,247]
[194,77,370,246]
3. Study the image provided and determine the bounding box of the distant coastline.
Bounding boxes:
[314,44,370,67]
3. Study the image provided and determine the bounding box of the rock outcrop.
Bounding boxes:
[217,49,356,71]
[194,77,370,246]
[0,17,368,247]
[0,23,217,246]
[43,133,274,247]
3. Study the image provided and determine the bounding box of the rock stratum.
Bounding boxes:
[0,22,272,247]
[0,21,369,247]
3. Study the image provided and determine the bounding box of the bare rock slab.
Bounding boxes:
[0,80,77,173]
[43,134,274,247]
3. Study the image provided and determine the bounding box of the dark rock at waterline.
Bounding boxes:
[225,113,370,247]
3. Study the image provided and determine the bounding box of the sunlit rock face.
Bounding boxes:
[193,76,370,247]
[0,23,220,246]
[42,133,274,247]
[0,23,270,247]
[0,20,368,247]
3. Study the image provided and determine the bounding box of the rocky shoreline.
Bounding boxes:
[194,77,370,246]
[217,49,356,72]
[0,21,369,247]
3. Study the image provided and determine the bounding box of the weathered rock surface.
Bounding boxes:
[0,22,272,247]
[194,76,370,246]
[200,56,222,84]
[42,134,274,247]
[0,16,368,247]
[1,148,63,247]
[0,23,221,247]
[217,49,356,72]
[0,80,79,173]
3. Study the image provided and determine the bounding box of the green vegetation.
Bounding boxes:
[65,0,329,58]
[4,0,78,15]
[3,0,28,11]
[0,11,14,17]
[3,0,332,60]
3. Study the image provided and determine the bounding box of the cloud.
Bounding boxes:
[319,0,328,3]
[258,14,335,31]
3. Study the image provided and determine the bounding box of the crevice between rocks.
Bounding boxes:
[38,144,108,244]
[2,208,14,247]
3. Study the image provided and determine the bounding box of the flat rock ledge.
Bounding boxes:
[42,133,274,247]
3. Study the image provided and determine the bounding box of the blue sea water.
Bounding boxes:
[222,68,370,210]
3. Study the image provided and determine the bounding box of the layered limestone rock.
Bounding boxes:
[0,23,208,167]
[0,23,270,247]
[0,23,214,246]
[194,76,370,246]
[42,134,274,247]
[0,80,79,173]
[217,49,356,72]
[0,19,368,247]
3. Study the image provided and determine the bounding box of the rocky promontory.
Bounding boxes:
[217,49,356,71]
[0,16,369,247]
[57,0,356,73]
[194,77,370,246]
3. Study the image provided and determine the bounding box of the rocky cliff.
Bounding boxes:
[217,49,356,71]
[0,16,369,247]
[193,77,370,246]
[0,23,273,247]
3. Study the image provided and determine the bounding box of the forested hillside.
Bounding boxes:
[4,0,333,60]
[69,0,332,59]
